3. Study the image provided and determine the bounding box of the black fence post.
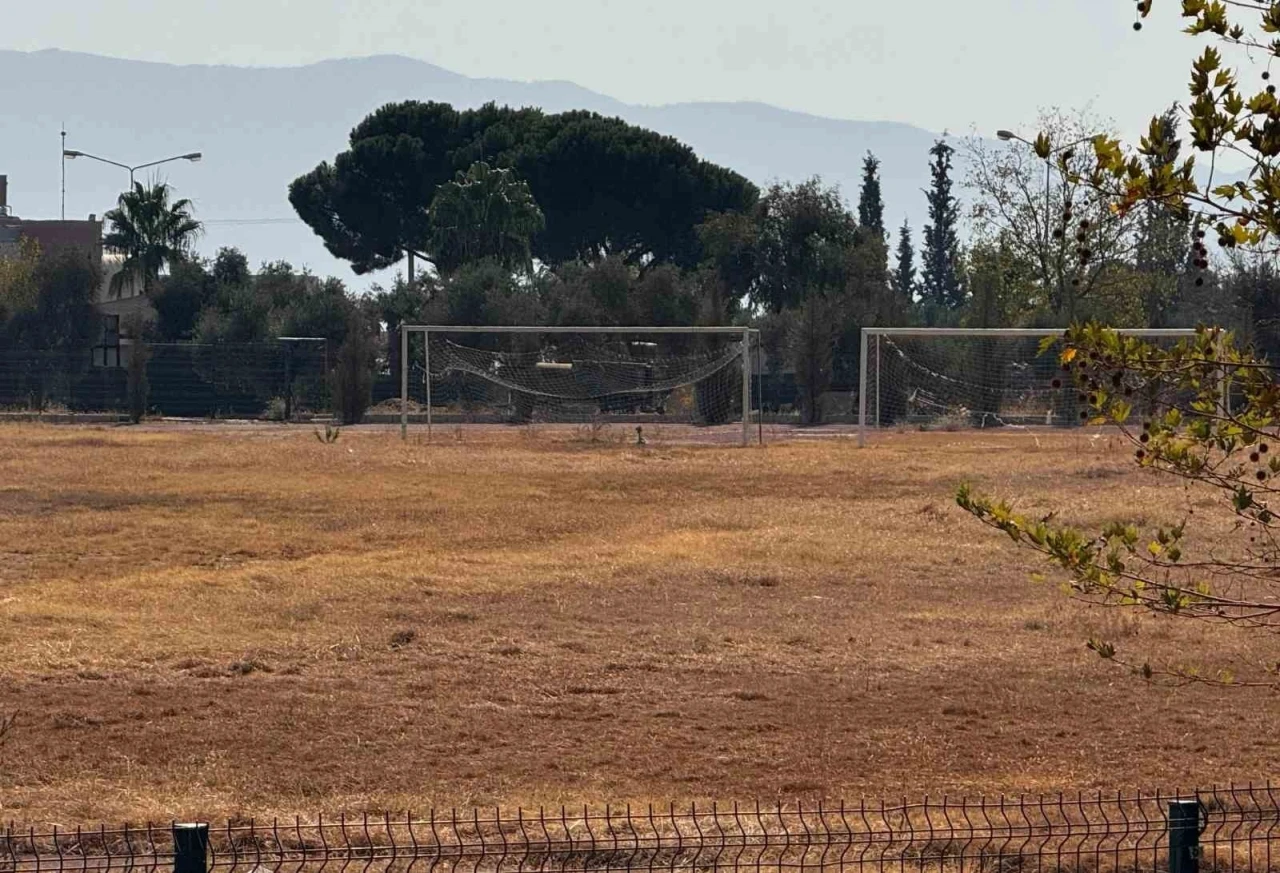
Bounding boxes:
[1169,799,1200,873]
[173,823,209,873]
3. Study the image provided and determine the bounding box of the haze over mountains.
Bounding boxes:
[2,49,956,288]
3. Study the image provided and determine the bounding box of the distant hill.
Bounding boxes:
[0,49,954,288]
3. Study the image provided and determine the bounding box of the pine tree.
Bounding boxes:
[858,152,886,237]
[921,139,963,308]
[893,219,916,300]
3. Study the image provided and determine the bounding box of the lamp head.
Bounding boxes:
[996,130,1017,142]
[182,152,203,162]
[63,150,82,158]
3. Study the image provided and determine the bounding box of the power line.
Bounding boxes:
[202,218,301,226]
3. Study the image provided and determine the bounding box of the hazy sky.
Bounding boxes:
[2,0,1224,142]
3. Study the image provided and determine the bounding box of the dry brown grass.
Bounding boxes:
[0,424,1274,825]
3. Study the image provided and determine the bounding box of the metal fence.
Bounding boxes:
[4,788,1279,873]
[0,342,334,419]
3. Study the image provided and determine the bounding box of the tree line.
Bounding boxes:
[6,97,1278,424]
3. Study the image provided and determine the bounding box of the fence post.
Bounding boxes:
[173,823,209,873]
[1169,799,1200,873]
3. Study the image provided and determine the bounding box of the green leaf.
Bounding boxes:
[1194,46,1222,75]
[1088,639,1117,660]
[1033,133,1052,160]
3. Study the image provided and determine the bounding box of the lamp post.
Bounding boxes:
[63,149,203,188]
[996,129,1099,319]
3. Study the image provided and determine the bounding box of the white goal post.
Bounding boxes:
[857,327,1203,447]
[400,325,762,446]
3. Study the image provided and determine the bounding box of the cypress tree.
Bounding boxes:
[921,139,963,308]
[893,219,916,300]
[858,152,886,237]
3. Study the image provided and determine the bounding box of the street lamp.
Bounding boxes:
[996,128,1101,319]
[63,149,203,188]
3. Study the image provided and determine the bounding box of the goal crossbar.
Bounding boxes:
[402,325,758,335]
[858,326,1201,446]
[400,325,761,444]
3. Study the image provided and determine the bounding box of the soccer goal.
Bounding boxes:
[857,327,1201,446]
[399,325,762,445]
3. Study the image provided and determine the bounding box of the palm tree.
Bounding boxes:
[103,181,202,299]
[427,162,545,275]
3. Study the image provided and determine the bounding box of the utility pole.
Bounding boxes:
[61,126,66,220]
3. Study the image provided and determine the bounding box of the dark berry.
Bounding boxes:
[1078,393,1088,403]
[1196,277,1205,287]
[1137,449,1146,459]
[1196,229,1206,239]
[1270,85,1277,95]
[1251,452,1261,463]
[1140,433,1151,444]
[1080,219,1090,229]
[1051,378,1063,389]
[1111,373,1123,387]
[1259,470,1268,482]
[1262,444,1270,454]
[1266,71,1273,81]
[1133,20,1142,30]
[1081,410,1090,420]
[1053,229,1064,239]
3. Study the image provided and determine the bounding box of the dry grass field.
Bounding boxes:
[0,423,1275,826]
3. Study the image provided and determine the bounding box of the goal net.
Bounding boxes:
[859,328,1199,442]
[399,326,759,443]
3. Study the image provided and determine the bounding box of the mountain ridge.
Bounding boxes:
[0,49,951,287]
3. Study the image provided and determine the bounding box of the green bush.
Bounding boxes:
[332,318,376,425]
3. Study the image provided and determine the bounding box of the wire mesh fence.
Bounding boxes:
[4,788,1278,873]
[0,342,334,419]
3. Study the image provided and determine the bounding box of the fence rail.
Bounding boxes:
[4,788,1280,873]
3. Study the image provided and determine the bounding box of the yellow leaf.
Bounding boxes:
[1062,348,1078,363]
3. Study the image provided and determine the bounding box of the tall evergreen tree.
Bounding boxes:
[858,152,886,237]
[921,139,964,308]
[893,219,916,300]
[1134,108,1190,327]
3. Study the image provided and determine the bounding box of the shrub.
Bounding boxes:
[332,316,376,425]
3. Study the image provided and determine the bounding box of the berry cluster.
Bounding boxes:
[1192,229,1209,287]
[1049,346,1132,421]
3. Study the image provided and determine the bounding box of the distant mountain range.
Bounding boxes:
[1,49,957,288]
